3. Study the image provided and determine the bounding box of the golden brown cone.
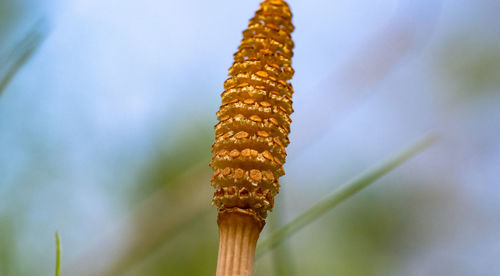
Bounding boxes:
[211,0,295,220]
[213,0,294,274]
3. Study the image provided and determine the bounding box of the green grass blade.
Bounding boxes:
[55,232,61,276]
[256,134,437,258]
[0,19,47,96]
[269,203,296,276]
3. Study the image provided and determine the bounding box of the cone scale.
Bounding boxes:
[210,0,295,275]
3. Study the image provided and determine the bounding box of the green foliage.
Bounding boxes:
[131,124,213,201]
[437,35,500,98]
[0,217,18,276]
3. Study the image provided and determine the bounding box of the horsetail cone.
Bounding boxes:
[211,0,294,275]
[211,0,294,219]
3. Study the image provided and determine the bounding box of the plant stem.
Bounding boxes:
[216,208,264,276]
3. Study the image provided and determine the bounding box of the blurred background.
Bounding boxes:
[0,0,499,275]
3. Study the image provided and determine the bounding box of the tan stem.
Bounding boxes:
[216,208,265,276]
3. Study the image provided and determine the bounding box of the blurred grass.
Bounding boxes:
[0,19,47,96]
[256,134,436,258]
[55,232,61,276]
[268,202,296,276]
